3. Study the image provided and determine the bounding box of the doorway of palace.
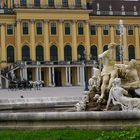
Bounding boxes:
[1,78,6,88]
[54,68,62,87]
[71,67,76,86]
[41,70,44,87]
[27,69,32,81]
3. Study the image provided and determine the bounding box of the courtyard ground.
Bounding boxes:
[0,86,85,99]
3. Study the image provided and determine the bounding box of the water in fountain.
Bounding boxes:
[119,19,124,64]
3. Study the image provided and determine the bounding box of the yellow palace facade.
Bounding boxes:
[0,0,140,88]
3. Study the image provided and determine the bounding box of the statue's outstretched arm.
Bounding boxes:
[122,88,128,96]
[127,71,140,88]
[98,51,108,59]
[127,81,140,88]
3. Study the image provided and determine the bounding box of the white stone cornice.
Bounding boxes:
[16,19,21,23]
[72,20,77,24]
[30,19,35,24]
[44,19,49,24]
[59,19,64,23]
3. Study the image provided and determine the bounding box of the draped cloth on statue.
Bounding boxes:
[107,78,140,111]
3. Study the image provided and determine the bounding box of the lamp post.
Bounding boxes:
[78,51,90,92]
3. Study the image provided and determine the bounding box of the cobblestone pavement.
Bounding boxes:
[0,86,85,99]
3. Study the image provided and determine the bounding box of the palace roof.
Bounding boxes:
[88,0,140,16]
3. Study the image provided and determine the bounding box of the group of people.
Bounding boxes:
[9,78,44,91]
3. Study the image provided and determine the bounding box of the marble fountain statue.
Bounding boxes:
[75,42,140,112]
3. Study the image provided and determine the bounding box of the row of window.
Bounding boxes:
[20,0,81,8]
[90,25,135,35]
[7,23,136,36]
[7,22,43,35]
[6,44,135,63]
[90,25,134,35]
[7,22,84,35]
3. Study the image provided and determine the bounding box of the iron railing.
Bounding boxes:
[13,4,87,10]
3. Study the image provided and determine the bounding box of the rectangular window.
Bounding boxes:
[51,22,56,35]
[36,23,42,35]
[65,23,70,35]
[78,23,83,35]
[90,25,96,35]
[128,25,133,35]
[23,22,28,35]
[7,24,13,35]
[62,0,68,7]
[48,0,54,7]
[103,25,109,35]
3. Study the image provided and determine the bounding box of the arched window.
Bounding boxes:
[103,45,108,52]
[22,22,28,35]
[65,23,70,35]
[75,0,81,7]
[116,45,122,61]
[64,45,72,61]
[77,45,85,60]
[20,0,27,7]
[62,0,68,7]
[36,22,42,35]
[7,46,14,63]
[128,45,135,60]
[78,22,84,35]
[51,22,56,35]
[50,45,58,62]
[12,0,14,7]
[22,45,30,61]
[48,0,54,7]
[34,0,40,7]
[36,45,44,61]
[90,45,98,61]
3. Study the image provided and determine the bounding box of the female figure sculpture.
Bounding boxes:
[105,78,140,111]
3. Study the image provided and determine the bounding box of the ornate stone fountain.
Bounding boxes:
[0,43,140,129]
[0,20,140,129]
[75,42,140,112]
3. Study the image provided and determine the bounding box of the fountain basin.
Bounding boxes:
[0,96,83,110]
[0,111,140,129]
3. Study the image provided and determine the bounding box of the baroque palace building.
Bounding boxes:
[0,0,140,88]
